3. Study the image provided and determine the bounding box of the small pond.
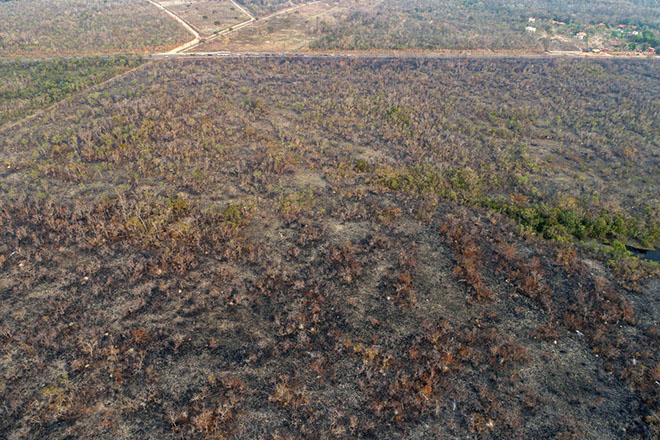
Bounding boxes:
[626,246,660,263]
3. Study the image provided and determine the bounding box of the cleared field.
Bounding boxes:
[0,0,190,58]
[238,0,315,17]
[193,0,340,51]
[160,0,250,36]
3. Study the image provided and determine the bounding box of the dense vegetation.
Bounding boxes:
[0,0,189,58]
[0,56,143,126]
[0,57,658,439]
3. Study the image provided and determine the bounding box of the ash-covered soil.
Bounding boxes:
[0,57,658,439]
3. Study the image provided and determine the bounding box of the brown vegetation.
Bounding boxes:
[0,56,658,438]
[0,0,189,58]
[200,0,660,53]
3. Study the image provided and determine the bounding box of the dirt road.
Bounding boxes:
[150,50,659,61]
[146,0,254,54]
[228,0,255,22]
[145,0,202,53]
[0,2,654,133]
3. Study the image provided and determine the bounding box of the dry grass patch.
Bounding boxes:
[194,0,345,52]
[162,0,250,36]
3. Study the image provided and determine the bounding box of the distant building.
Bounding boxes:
[576,32,587,40]
[525,26,537,34]
[528,17,536,23]
[647,47,656,55]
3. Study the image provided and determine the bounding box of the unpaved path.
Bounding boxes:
[151,51,659,60]
[228,0,255,22]
[183,1,321,52]
[1,1,655,133]
[146,0,254,54]
[145,0,202,53]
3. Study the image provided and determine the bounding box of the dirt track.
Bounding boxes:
[146,0,255,53]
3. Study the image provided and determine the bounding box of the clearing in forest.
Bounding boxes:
[158,0,252,36]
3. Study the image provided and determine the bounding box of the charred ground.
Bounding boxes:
[0,57,659,439]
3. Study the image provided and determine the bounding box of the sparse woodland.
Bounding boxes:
[309,0,660,51]
[0,0,189,58]
[0,57,659,438]
[2,0,659,56]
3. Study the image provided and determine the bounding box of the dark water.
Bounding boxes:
[626,246,660,263]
